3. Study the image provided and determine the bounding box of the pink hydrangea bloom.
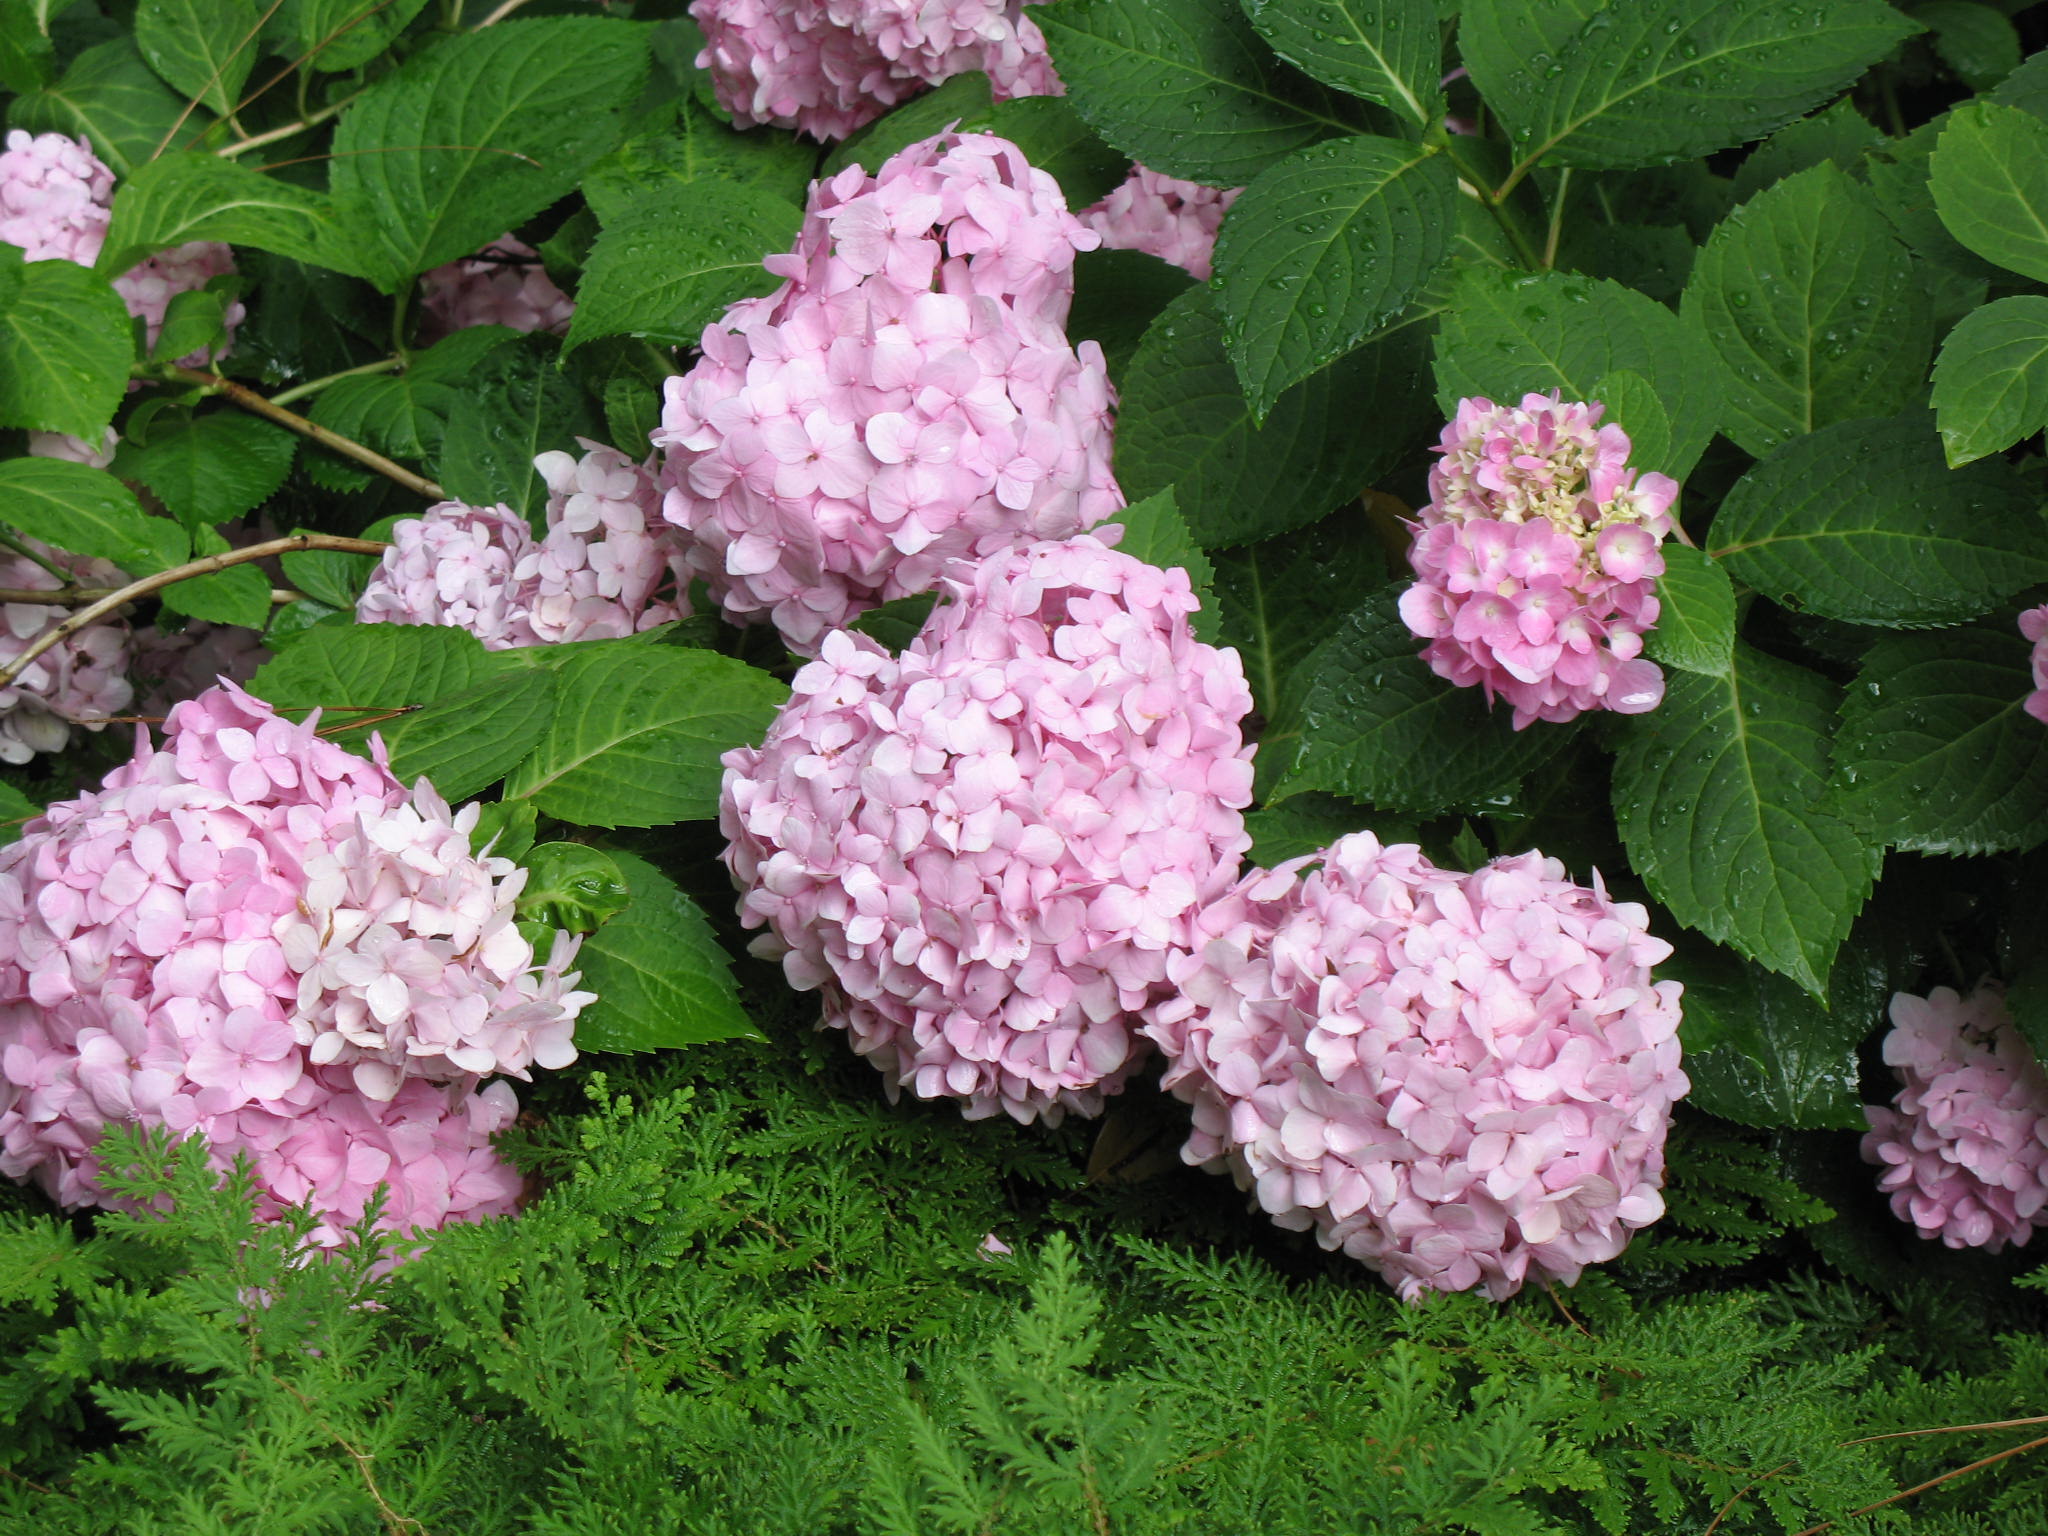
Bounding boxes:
[1147,833,1688,1301]
[356,443,690,648]
[721,534,1254,1125]
[1399,393,1679,730]
[131,619,271,715]
[419,234,574,340]
[656,132,1118,653]
[0,129,242,364]
[0,683,591,1245]
[1862,984,2048,1252]
[0,537,132,765]
[692,0,1058,141]
[26,428,117,469]
[1080,167,1241,282]
[2020,606,2048,725]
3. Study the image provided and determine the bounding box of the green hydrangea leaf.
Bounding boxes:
[0,244,134,441]
[573,851,760,1051]
[0,457,184,574]
[1242,0,1443,129]
[1930,100,2048,283]
[134,0,263,118]
[119,411,297,533]
[1931,294,2048,467]
[6,36,211,175]
[1646,544,1736,678]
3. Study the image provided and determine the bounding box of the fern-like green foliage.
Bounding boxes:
[2,1033,2045,1534]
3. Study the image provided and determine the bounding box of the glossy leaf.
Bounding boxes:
[0,245,133,441]
[0,457,183,574]
[1645,544,1736,678]
[1242,0,1442,128]
[573,852,760,1052]
[1931,294,2048,466]
[1930,100,2048,283]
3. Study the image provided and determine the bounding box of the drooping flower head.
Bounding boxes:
[0,683,591,1246]
[692,0,1058,142]
[721,534,1254,1124]
[419,233,574,340]
[656,131,1119,654]
[1862,983,2048,1252]
[0,129,243,363]
[1080,167,1241,282]
[1399,392,1678,729]
[1146,832,1688,1301]
[356,443,691,648]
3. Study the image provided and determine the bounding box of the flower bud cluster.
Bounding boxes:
[0,129,243,363]
[357,442,691,648]
[691,0,1058,141]
[721,534,1254,1125]
[1081,167,1241,282]
[1399,392,1677,729]
[1862,984,2048,1251]
[656,132,1118,653]
[419,234,574,340]
[1147,833,1688,1300]
[0,684,590,1248]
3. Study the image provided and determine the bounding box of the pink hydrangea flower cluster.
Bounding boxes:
[1146,833,1688,1301]
[0,129,242,363]
[0,683,591,1249]
[656,132,1119,653]
[419,234,574,340]
[721,534,1254,1125]
[356,442,690,648]
[1399,393,1679,730]
[692,0,1058,141]
[1080,167,1241,282]
[0,537,132,765]
[2020,606,2048,725]
[1862,984,2048,1252]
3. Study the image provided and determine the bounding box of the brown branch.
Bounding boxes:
[169,367,445,500]
[0,586,123,606]
[1787,1431,2048,1536]
[0,536,389,691]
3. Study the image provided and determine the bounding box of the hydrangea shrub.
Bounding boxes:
[6,0,2048,1518]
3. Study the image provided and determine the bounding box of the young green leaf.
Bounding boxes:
[1663,934,1880,1130]
[1034,0,1363,186]
[148,286,233,365]
[1681,164,1932,457]
[293,0,432,74]
[1262,585,1575,813]
[1645,544,1735,678]
[155,549,271,629]
[1931,294,2048,467]
[1930,101,2048,284]
[119,411,297,533]
[0,245,134,441]
[1611,644,1879,996]
[565,181,801,355]
[279,518,393,611]
[1479,0,1916,175]
[327,18,651,292]
[1116,288,1431,546]
[309,325,516,464]
[1210,134,1455,420]
[1830,625,2048,856]
[95,154,353,278]
[1241,0,1443,129]
[0,458,184,574]
[6,36,209,175]
[502,645,787,828]
[516,842,631,933]
[1433,267,1721,479]
[439,336,604,523]
[572,851,760,1052]
[0,776,41,846]
[133,0,263,118]
[1709,415,2048,627]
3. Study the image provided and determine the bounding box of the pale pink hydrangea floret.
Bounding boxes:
[419,234,573,340]
[356,444,690,648]
[691,0,1057,141]
[1399,392,1679,730]
[657,131,1118,654]
[2020,606,2048,725]
[721,534,1254,1125]
[1080,167,1241,282]
[1,129,242,365]
[26,428,118,469]
[1147,832,1688,1301]
[0,684,591,1247]
[1862,984,2048,1252]
[0,539,132,765]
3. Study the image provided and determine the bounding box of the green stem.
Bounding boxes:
[1542,167,1572,270]
[0,529,76,587]
[271,355,403,406]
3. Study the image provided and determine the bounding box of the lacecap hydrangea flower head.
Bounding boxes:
[691,0,1058,141]
[1399,392,1678,729]
[0,128,242,363]
[721,533,1254,1125]
[1862,983,2048,1252]
[656,131,1119,654]
[0,683,591,1249]
[1146,832,1688,1301]
[357,441,690,648]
